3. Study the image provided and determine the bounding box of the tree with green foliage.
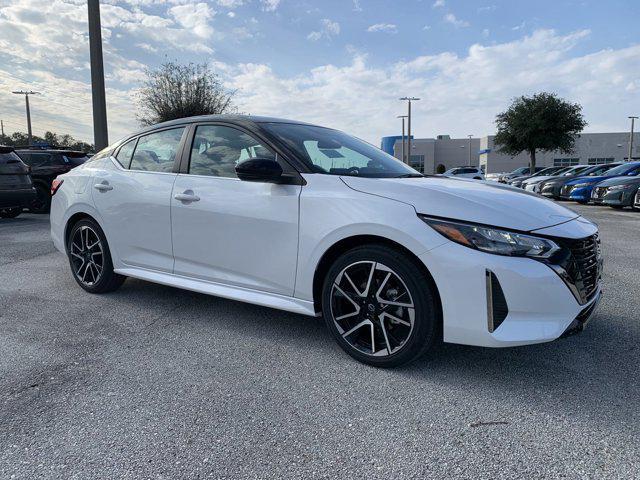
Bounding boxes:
[0,131,93,153]
[136,61,237,126]
[494,92,587,172]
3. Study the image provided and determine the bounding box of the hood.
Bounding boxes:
[595,176,640,187]
[522,174,559,185]
[341,176,580,232]
[566,175,608,186]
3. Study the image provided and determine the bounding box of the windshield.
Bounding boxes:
[532,167,560,177]
[585,164,617,176]
[604,162,640,176]
[563,166,588,176]
[262,123,421,178]
[511,167,529,175]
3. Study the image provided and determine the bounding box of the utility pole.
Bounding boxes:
[88,0,109,150]
[467,134,473,166]
[1,120,4,137]
[400,97,420,165]
[397,115,408,163]
[628,116,638,162]
[12,90,40,146]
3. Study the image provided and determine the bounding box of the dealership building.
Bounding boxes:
[382,132,640,174]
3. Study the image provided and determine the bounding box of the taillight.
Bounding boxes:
[51,178,64,196]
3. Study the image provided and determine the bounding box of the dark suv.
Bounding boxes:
[0,146,36,218]
[15,148,89,213]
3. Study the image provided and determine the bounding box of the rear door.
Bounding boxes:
[170,123,301,295]
[92,126,187,273]
[0,149,32,192]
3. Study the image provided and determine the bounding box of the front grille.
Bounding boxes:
[558,234,602,304]
[560,185,573,196]
[592,186,607,199]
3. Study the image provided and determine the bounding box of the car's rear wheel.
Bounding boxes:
[29,183,51,214]
[67,218,126,293]
[610,204,624,209]
[322,245,439,368]
[0,207,22,218]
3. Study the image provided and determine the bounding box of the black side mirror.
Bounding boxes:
[236,158,284,183]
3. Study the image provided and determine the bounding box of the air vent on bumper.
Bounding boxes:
[486,270,509,333]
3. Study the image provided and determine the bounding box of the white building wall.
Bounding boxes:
[394,132,640,174]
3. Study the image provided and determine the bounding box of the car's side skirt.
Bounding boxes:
[115,267,318,317]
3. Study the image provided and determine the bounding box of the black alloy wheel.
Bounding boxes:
[0,207,22,218]
[67,219,126,293]
[29,183,51,214]
[322,245,439,368]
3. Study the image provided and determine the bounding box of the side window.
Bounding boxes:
[51,153,66,165]
[189,125,275,178]
[116,138,137,168]
[130,127,185,172]
[27,153,52,167]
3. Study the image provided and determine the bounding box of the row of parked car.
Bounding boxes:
[492,162,640,210]
[0,146,89,218]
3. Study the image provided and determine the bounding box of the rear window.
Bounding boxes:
[63,154,89,166]
[0,151,22,164]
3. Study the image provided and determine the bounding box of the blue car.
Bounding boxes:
[560,161,640,203]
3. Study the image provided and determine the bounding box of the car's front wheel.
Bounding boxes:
[67,218,126,293]
[29,183,51,213]
[322,245,439,368]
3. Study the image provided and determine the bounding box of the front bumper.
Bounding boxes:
[419,236,602,348]
[592,187,637,206]
[0,187,37,209]
[565,186,594,202]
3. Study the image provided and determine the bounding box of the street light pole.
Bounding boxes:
[628,116,638,162]
[400,97,420,166]
[12,90,40,146]
[88,0,109,150]
[397,115,408,163]
[467,134,473,166]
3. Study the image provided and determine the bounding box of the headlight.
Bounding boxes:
[420,216,560,259]
[606,184,626,191]
[572,183,592,188]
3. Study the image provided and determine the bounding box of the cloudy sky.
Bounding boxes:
[0,0,638,145]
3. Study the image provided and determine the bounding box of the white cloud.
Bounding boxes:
[307,19,340,41]
[482,28,490,38]
[367,23,397,34]
[227,30,640,142]
[260,0,280,12]
[444,13,469,28]
[353,0,362,12]
[432,0,445,7]
[216,0,244,7]
[168,3,215,39]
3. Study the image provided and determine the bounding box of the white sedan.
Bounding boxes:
[442,166,485,180]
[50,115,602,367]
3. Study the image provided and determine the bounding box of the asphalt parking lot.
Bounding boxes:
[0,204,639,479]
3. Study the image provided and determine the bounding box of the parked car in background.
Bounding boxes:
[15,148,90,213]
[538,163,620,199]
[50,115,602,368]
[523,165,591,193]
[499,166,545,183]
[591,175,640,208]
[484,172,505,182]
[0,146,36,218]
[442,166,484,180]
[560,162,640,203]
[508,166,566,188]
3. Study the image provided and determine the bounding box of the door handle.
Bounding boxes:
[174,191,200,203]
[94,182,113,192]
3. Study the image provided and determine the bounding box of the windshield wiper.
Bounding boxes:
[394,173,424,178]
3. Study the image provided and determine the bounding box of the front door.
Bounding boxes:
[170,124,301,296]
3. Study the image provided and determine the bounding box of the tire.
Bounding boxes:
[321,245,439,368]
[67,218,126,293]
[577,200,588,205]
[0,207,22,218]
[29,183,51,214]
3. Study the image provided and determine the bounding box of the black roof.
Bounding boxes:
[133,114,318,137]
